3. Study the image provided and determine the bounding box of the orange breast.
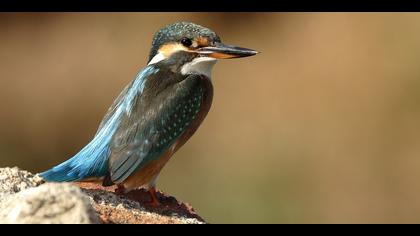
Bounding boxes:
[122,145,175,191]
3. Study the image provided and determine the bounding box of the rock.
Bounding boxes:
[0,167,44,199]
[0,183,100,224]
[0,167,205,224]
[78,182,205,224]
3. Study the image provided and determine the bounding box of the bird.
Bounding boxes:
[40,22,258,206]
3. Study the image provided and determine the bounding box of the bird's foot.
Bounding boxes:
[146,187,161,207]
[114,185,161,207]
[114,184,126,195]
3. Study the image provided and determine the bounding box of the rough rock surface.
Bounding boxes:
[78,182,205,224]
[0,167,205,224]
[0,183,100,224]
[0,167,44,199]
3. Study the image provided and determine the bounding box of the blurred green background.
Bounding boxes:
[1,13,420,223]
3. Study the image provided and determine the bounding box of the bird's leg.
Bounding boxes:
[147,187,161,207]
[114,184,160,207]
[114,184,126,195]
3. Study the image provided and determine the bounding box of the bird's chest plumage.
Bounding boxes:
[174,79,213,156]
[138,73,213,153]
[153,78,209,148]
[112,73,213,190]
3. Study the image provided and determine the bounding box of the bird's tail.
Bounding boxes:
[40,137,110,182]
[40,77,130,182]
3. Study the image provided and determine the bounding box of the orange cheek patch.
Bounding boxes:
[196,37,210,47]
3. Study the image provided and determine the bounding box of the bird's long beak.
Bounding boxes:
[197,42,258,59]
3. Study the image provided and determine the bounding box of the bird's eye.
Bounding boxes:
[181,37,193,47]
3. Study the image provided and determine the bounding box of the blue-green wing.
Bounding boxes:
[108,74,205,184]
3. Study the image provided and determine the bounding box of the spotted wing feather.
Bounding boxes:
[108,74,205,184]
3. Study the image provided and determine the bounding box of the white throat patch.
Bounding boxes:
[181,57,217,78]
[147,50,217,78]
[147,52,166,65]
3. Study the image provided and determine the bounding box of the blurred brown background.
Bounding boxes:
[1,13,420,223]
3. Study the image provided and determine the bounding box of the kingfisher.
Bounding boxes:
[40,22,258,206]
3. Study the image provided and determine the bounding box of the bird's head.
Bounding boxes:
[147,22,258,78]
